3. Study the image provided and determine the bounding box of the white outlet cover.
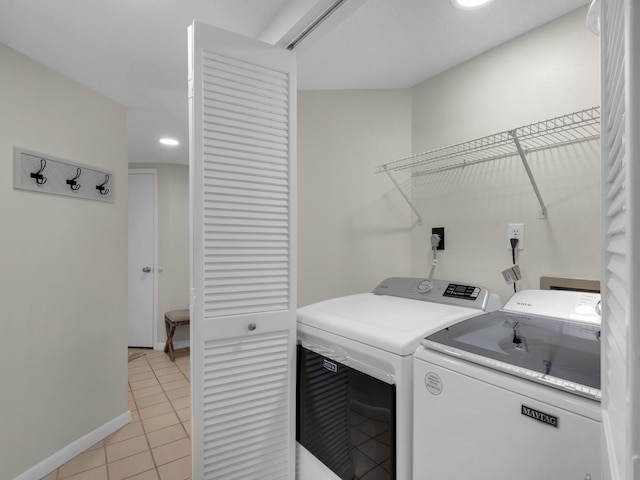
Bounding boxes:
[507,223,525,250]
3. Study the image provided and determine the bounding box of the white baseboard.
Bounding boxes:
[14,411,132,480]
[154,339,190,351]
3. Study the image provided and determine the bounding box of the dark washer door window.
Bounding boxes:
[297,346,396,480]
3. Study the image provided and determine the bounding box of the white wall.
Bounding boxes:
[409,7,601,303]
[130,163,190,348]
[0,44,129,478]
[298,89,413,306]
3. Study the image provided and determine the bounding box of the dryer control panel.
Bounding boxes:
[372,277,500,311]
[443,283,482,300]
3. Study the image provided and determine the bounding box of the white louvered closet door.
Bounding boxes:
[188,22,296,480]
[600,0,640,479]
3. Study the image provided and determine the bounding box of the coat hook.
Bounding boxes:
[66,167,82,191]
[96,174,110,195]
[30,158,47,185]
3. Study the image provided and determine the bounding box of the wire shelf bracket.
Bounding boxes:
[510,130,547,219]
[376,106,601,220]
[383,165,423,225]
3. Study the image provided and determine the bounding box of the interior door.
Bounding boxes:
[188,22,297,479]
[128,169,157,348]
[599,1,640,479]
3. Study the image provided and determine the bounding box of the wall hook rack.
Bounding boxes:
[66,168,82,191]
[96,174,110,195]
[30,158,47,185]
[13,147,114,203]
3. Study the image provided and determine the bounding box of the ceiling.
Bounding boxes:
[0,0,590,165]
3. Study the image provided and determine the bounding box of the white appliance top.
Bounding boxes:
[423,289,602,400]
[297,277,500,356]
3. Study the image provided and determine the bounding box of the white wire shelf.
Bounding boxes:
[375,106,601,176]
[375,106,601,221]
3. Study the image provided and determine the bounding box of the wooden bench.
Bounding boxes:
[164,309,190,361]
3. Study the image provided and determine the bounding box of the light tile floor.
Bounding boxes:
[41,348,192,480]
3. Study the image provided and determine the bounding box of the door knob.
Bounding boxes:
[142,267,152,273]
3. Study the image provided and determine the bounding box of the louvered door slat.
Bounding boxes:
[205,191,287,206]
[205,275,289,286]
[205,156,289,175]
[205,169,288,191]
[204,112,288,135]
[205,170,288,188]
[204,202,288,214]
[205,261,289,271]
[202,58,290,87]
[205,123,288,146]
[204,96,289,128]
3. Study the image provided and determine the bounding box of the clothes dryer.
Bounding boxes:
[296,277,501,480]
[413,289,602,480]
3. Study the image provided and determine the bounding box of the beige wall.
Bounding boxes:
[409,7,601,303]
[296,7,600,306]
[0,44,129,478]
[130,163,190,347]
[297,89,413,306]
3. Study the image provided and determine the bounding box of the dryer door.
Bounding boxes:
[297,345,396,480]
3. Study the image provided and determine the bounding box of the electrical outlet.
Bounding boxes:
[432,227,445,250]
[507,223,525,250]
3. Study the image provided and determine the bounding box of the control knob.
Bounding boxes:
[417,279,433,293]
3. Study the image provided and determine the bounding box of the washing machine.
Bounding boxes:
[296,277,502,480]
[413,289,602,480]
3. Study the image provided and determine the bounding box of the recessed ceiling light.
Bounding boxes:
[159,138,179,146]
[451,0,495,10]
